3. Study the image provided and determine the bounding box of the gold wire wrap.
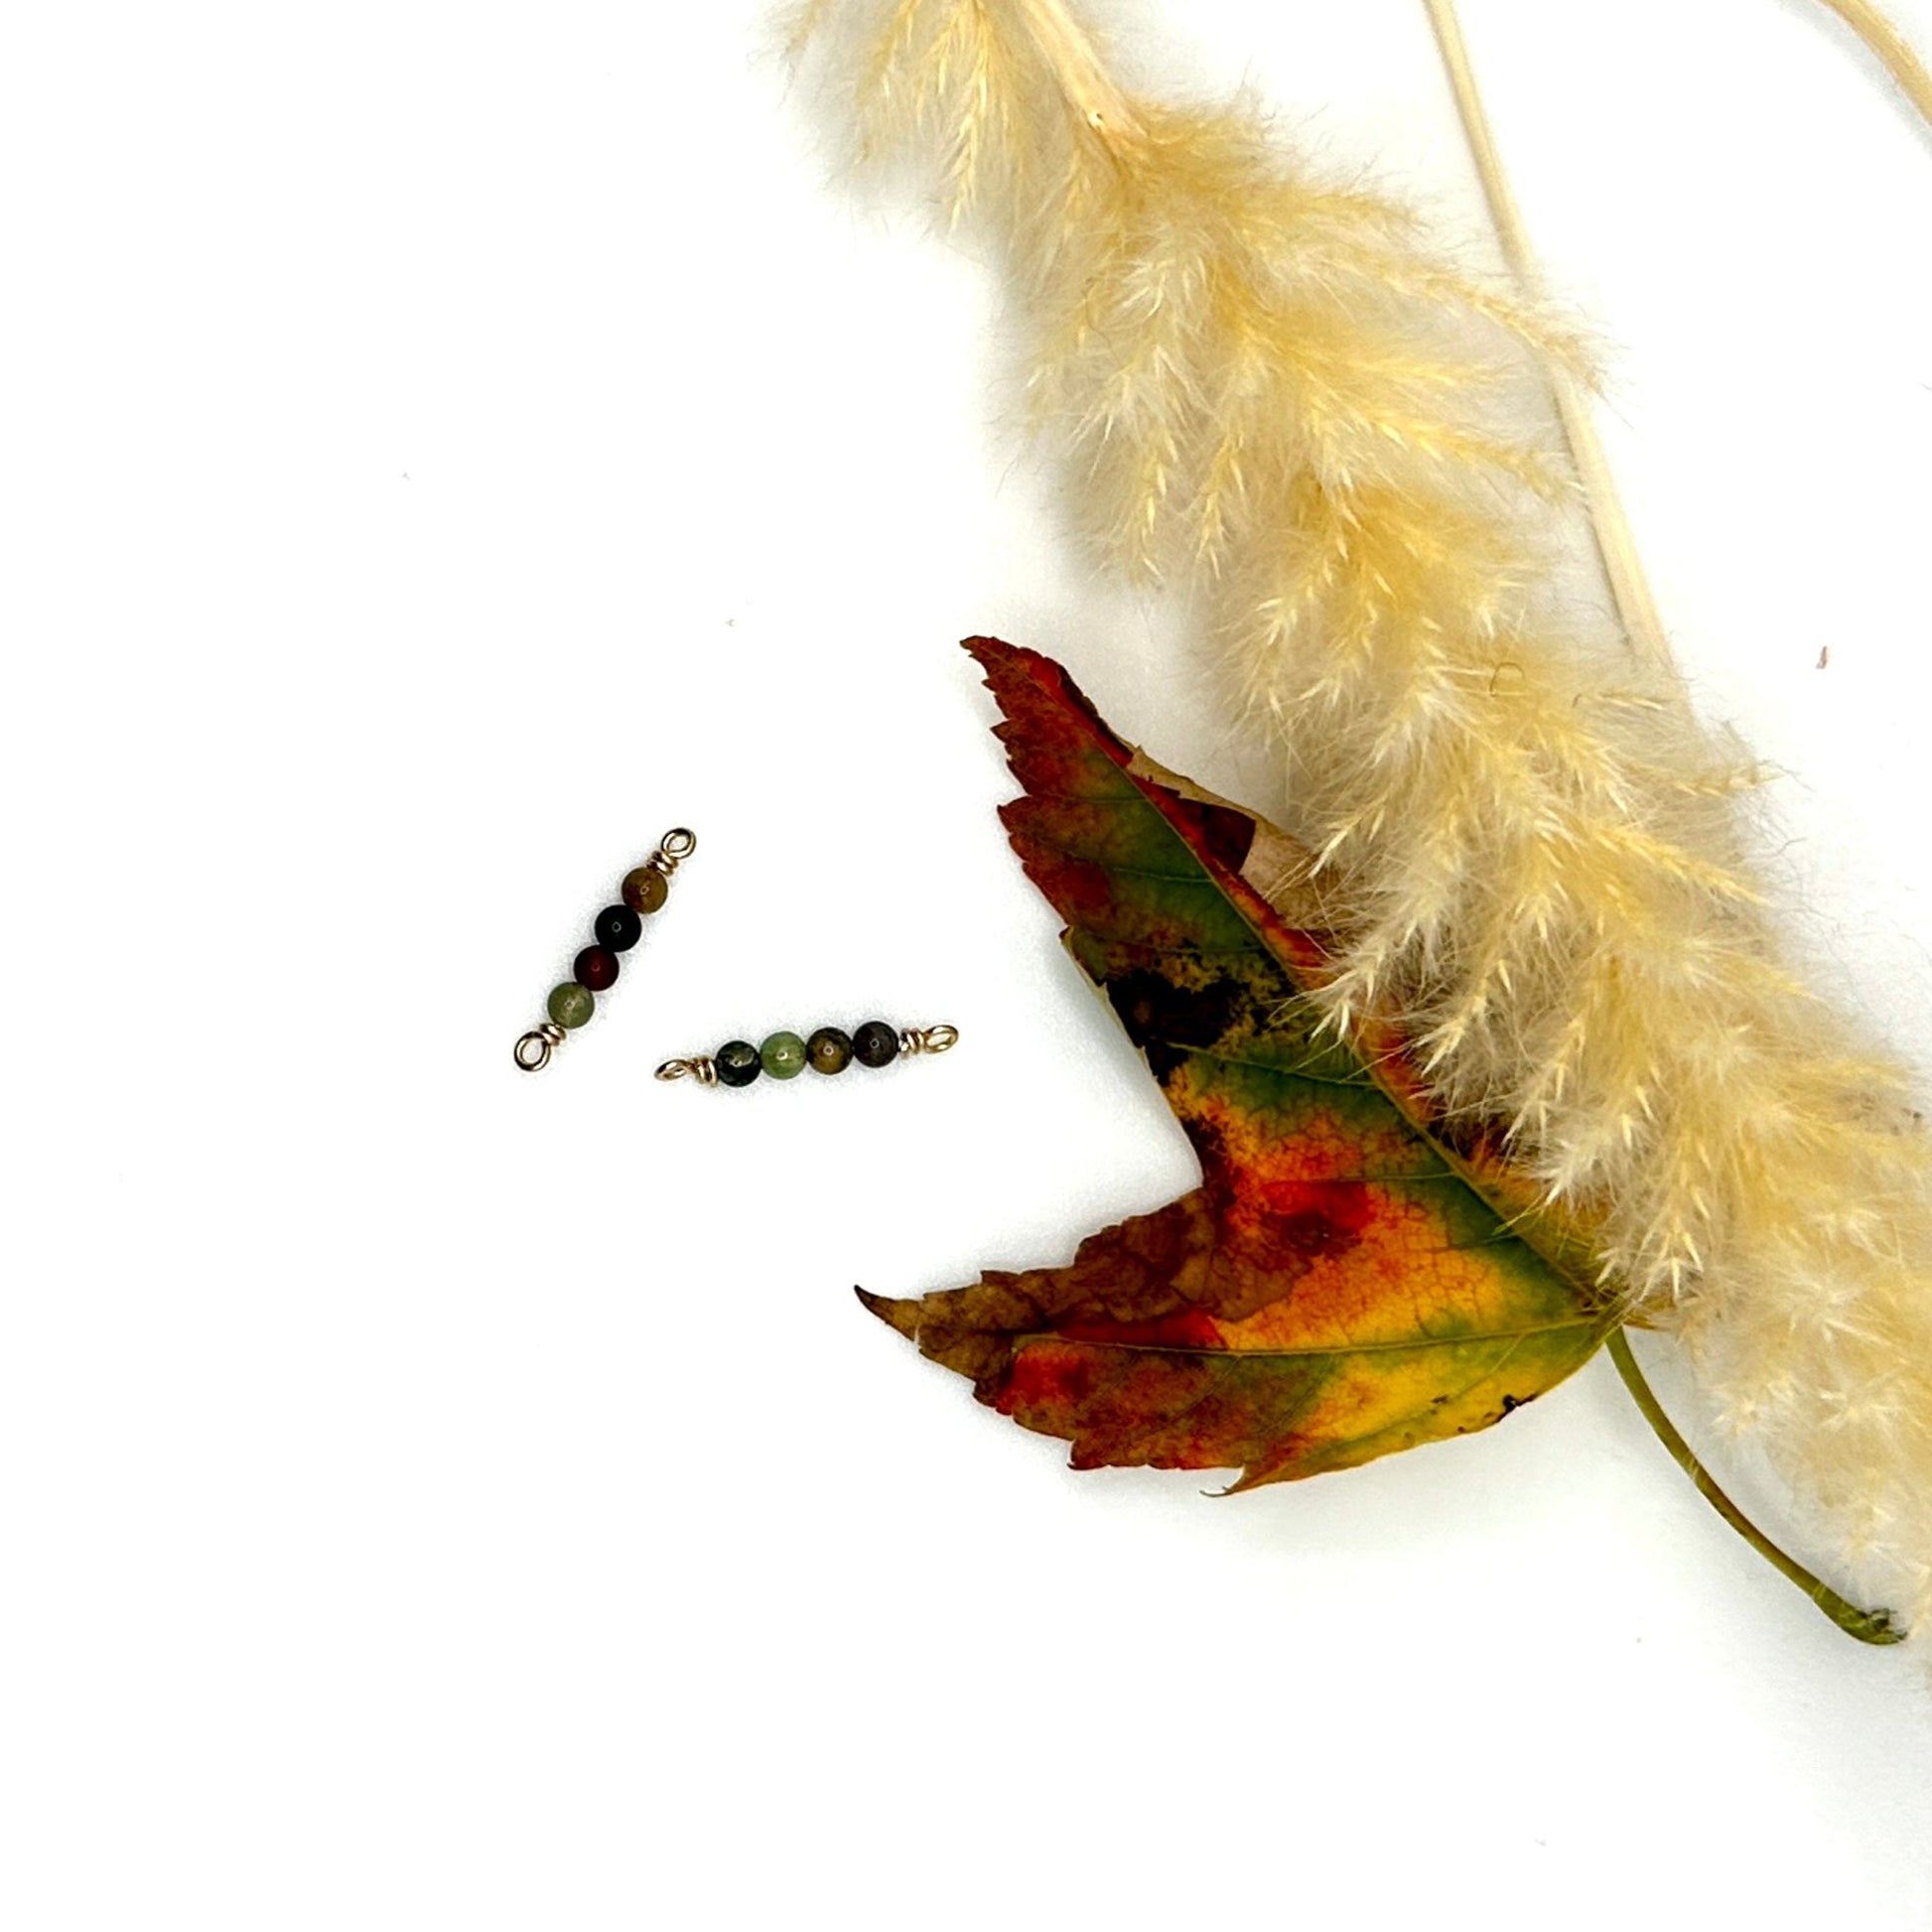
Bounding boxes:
[654,1055,720,1085]
[898,1024,960,1056]
[646,827,697,876]
[513,1022,568,1073]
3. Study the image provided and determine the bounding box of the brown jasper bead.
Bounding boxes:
[574,945,620,992]
[807,1027,853,1075]
[621,866,669,916]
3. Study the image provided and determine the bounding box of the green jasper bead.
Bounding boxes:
[759,1031,808,1080]
[806,1027,853,1075]
[547,981,596,1030]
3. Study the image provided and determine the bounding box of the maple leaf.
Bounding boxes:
[862,638,1616,1488]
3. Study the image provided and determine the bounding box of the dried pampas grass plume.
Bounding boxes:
[789,0,1932,1641]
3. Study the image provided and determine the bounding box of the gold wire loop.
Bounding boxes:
[899,1024,960,1056]
[647,827,697,877]
[514,1022,568,1073]
[655,1055,718,1085]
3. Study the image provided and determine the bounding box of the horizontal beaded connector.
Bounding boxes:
[513,828,696,1072]
[656,1022,957,1088]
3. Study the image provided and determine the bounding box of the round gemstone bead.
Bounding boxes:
[621,866,669,916]
[759,1031,807,1080]
[852,1020,899,1068]
[547,982,595,1030]
[573,944,620,992]
[594,904,642,952]
[806,1027,853,1075]
[715,1039,761,1088]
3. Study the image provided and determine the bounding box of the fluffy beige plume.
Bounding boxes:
[791,0,1932,1634]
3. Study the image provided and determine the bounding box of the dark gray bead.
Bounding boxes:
[594,904,642,952]
[715,1039,761,1088]
[852,1021,899,1068]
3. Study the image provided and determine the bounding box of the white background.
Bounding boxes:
[5,2,1932,1925]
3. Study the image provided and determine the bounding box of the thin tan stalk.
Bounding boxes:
[1420,0,1677,677]
[1810,0,1932,134]
[1008,0,1141,136]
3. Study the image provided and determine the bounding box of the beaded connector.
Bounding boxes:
[656,1022,958,1088]
[513,828,696,1072]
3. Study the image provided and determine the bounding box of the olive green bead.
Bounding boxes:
[806,1027,853,1075]
[547,982,596,1030]
[759,1031,807,1080]
[621,866,669,916]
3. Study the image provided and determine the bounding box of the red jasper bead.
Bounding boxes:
[573,945,620,993]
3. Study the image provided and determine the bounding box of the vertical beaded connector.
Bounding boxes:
[513,828,696,1072]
